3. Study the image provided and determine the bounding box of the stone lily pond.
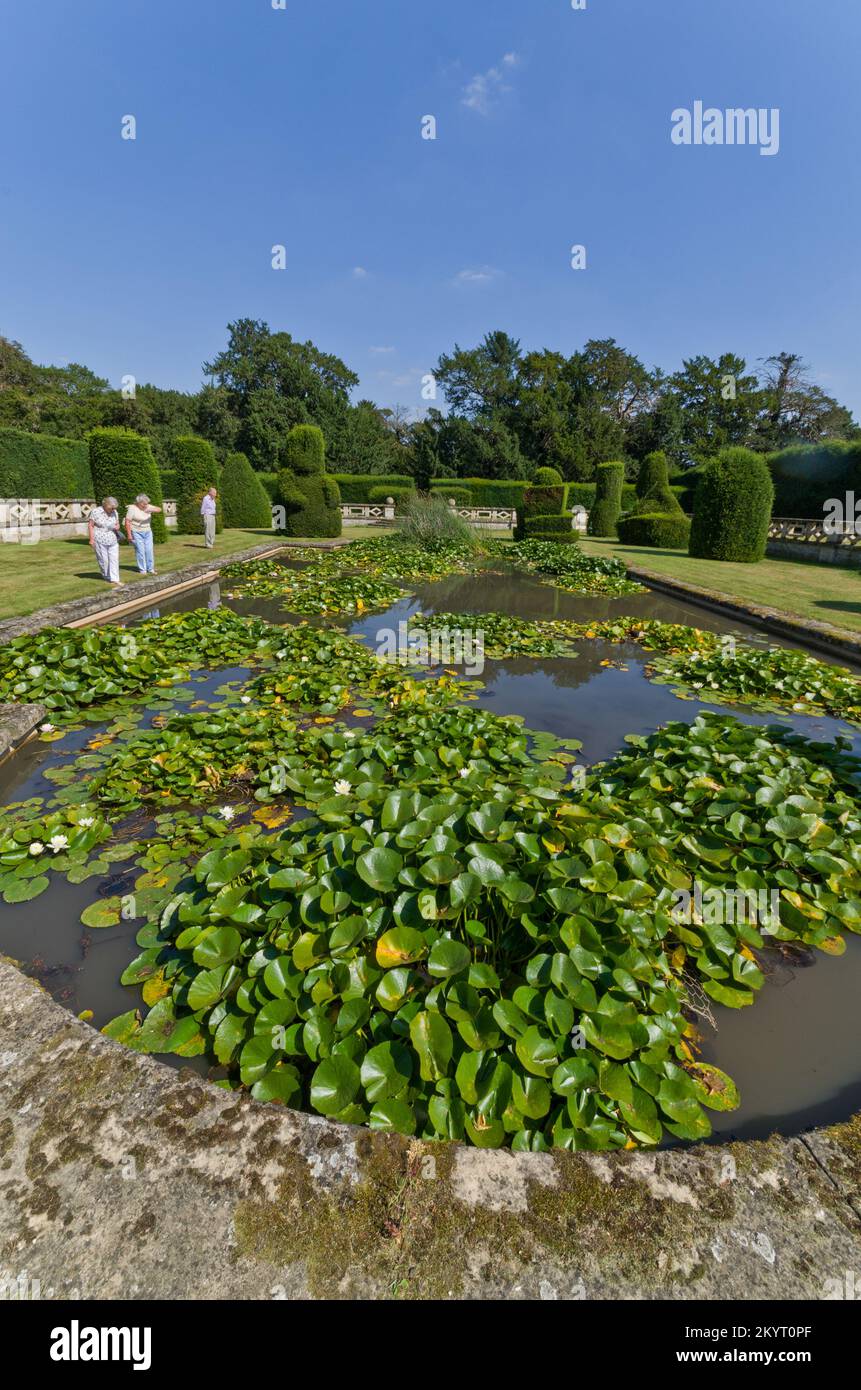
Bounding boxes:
[1,535,861,1151]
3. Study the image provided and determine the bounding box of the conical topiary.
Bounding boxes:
[220,452,273,529]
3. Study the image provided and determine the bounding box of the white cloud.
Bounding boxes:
[452,266,500,287]
[370,345,395,354]
[352,266,369,279]
[462,52,520,116]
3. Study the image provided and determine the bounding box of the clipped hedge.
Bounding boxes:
[587,461,625,538]
[523,514,577,542]
[171,435,221,536]
[277,425,341,538]
[429,483,473,506]
[369,484,416,512]
[617,512,691,548]
[332,473,413,503]
[159,469,178,500]
[220,451,273,529]
[768,440,861,517]
[689,447,774,562]
[0,427,92,497]
[259,472,280,502]
[456,478,529,508]
[88,428,166,543]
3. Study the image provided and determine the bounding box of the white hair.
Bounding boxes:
[135,493,150,505]
[102,496,118,507]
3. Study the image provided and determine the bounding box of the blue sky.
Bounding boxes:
[2,0,859,417]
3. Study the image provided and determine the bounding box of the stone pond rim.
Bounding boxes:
[2,954,860,1299]
[2,548,861,1296]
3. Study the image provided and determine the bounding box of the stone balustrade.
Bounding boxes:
[767,517,861,568]
[0,498,178,542]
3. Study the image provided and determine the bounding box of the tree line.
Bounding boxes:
[1,321,855,483]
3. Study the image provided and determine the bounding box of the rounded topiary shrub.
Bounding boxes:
[171,435,221,536]
[617,512,691,548]
[587,461,625,538]
[688,447,774,562]
[533,466,564,487]
[523,514,578,542]
[87,428,167,543]
[220,452,273,529]
[635,451,669,499]
[276,425,341,538]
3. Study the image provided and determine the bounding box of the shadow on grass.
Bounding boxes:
[814,599,861,616]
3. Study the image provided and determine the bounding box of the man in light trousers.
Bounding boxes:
[200,487,218,548]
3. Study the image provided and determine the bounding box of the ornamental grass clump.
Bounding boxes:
[396,492,479,549]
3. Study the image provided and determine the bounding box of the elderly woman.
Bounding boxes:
[124,493,162,575]
[87,497,122,585]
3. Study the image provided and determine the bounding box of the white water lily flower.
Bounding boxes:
[48,834,69,853]
[39,722,55,733]
[334,779,352,796]
[219,806,236,822]
[29,841,45,856]
[240,695,252,704]
[78,817,95,828]
[300,656,310,663]
[458,767,470,778]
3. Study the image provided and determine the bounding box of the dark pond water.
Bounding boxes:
[3,561,861,1142]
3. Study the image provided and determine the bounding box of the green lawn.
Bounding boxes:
[0,527,387,620]
[578,537,861,634]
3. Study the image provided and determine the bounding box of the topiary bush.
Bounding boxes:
[171,435,221,536]
[276,425,342,538]
[0,427,92,497]
[523,514,577,542]
[220,451,273,529]
[617,512,691,548]
[88,428,166,542]
[514,467,568,541]
[689,447,774,562]
[533,466,565,487]
[635,451,670,499]
[587,461,625,538]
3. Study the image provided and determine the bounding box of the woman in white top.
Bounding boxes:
[87,497,122,585]
[124,493,162,574]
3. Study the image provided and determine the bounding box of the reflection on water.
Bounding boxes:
[3,564,861,1140]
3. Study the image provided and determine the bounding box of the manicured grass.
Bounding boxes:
[0,527,388,620]
[578,537,861,634]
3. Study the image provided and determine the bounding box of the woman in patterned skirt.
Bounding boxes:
[88,497,122,585]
